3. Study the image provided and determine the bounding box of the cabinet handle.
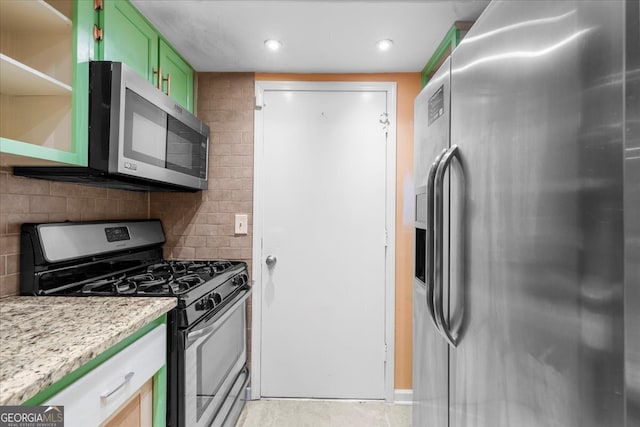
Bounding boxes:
[163,73,171,96]
[100,371,135,399]
[94,0,103,10]
[93,25,103,41]
[153,67,162,89]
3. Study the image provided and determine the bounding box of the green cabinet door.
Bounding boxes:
[159,39,194,112]
[101,0,159,84]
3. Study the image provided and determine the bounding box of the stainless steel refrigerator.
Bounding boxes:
[412,1,640,426]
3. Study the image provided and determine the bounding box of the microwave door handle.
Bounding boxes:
[186,289,251,346]
[434,145,459,348]
[426,148,447,332]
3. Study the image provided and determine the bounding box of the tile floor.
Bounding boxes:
[235,399,411,427]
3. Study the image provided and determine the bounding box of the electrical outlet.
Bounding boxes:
[235,214,248,235]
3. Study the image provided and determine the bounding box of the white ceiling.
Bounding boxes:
[130,0,491,73]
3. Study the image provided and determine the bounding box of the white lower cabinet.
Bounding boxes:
[44,324,166,427]
[102,378,153,427]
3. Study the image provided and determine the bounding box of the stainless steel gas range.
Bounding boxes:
[19,219,250,427]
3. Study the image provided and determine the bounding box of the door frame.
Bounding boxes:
[251,81,397,402]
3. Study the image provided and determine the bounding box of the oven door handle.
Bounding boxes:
[187,288,251,345]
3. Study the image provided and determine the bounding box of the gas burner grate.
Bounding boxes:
[81,274,136,295]
[174,273,205,288]
[155,260,238,278]
[211,261,234,273]
[150,281,188,295]
[183,260,235,277]
[135,273,205,295]
[129,273,168,290]
[146,262,175,280]
[168,261,192,275]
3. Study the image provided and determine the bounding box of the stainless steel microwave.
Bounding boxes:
[14,61,209,192]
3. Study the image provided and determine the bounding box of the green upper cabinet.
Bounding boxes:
[0,0,194,167]
[421,21,473,88]
[159,39,194,112]
[0,0,88,166]
[97,0,194,112]
[101,0,158,83]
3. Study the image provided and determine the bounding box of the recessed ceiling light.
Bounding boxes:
[264,39,282,51]
[376,39,394,51]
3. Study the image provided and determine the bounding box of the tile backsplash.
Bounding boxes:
[0,169,149,297]
[150,72,255,269]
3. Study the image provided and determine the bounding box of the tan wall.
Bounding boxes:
[0,169,149,297]
[256,73,421,389]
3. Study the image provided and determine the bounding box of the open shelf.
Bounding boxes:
[0,0,71,35]
[0,0,78,166]
[0,54,72,96]
[0,91,72,151]
[0,137,77,167]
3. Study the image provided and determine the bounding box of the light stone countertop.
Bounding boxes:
[0,296,176,405]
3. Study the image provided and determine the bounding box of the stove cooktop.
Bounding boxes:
[76,260,239,296]
[20,220,251,327]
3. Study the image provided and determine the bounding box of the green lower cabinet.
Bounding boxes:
[23,315,168,427]
[159,39,194,112]
[101,0,159,84]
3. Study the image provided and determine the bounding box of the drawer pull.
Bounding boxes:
[100,372,135,399]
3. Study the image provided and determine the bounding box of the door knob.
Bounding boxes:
[265,255,277,267]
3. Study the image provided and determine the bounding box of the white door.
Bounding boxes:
[254,82,395,400]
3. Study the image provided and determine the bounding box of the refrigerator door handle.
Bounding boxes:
[426,148,448,331]
[434,144,460,348]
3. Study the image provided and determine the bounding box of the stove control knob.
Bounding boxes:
[196,297,214,311]
[212,293,222,305]
[206,296,216,309]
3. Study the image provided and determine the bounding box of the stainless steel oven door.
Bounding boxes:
[183,289,250,427]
